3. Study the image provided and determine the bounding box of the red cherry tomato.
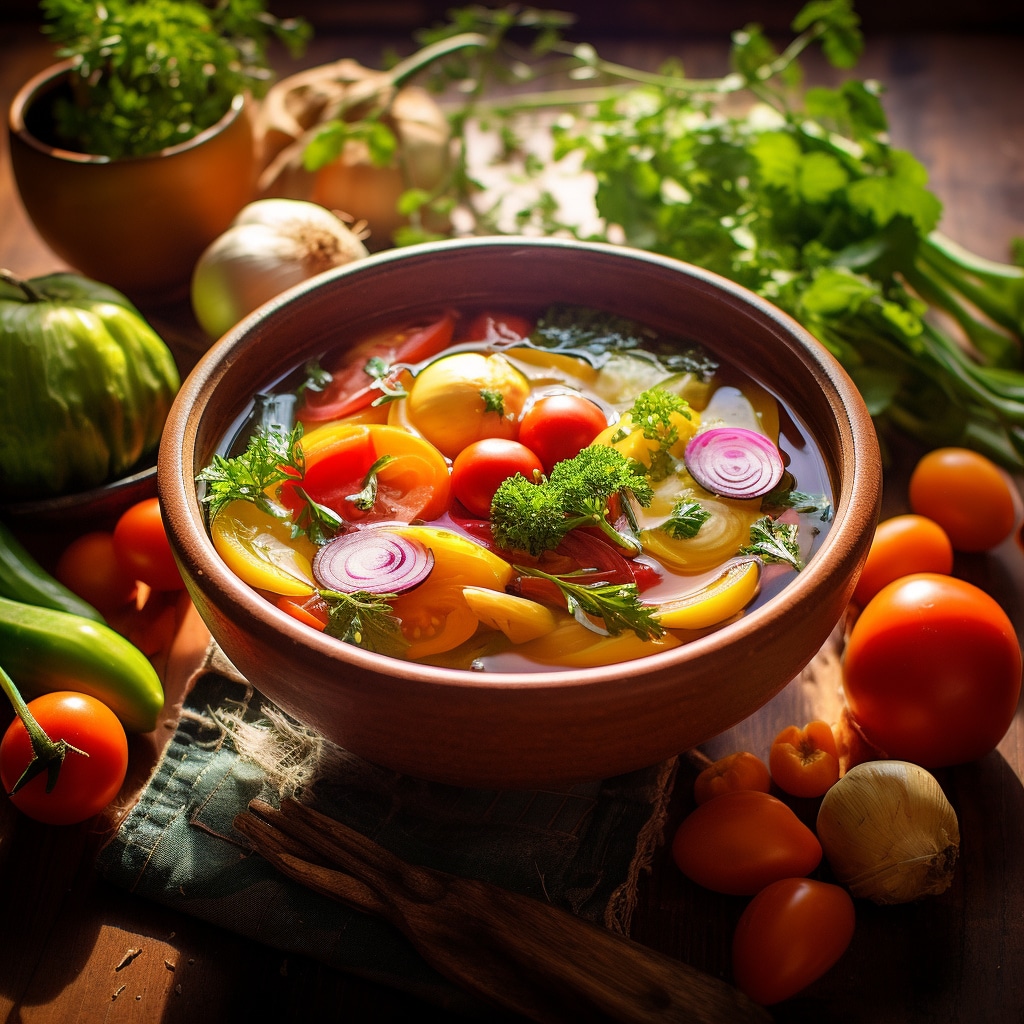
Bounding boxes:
[732,877,856,1005]
[768,720,840,799]
[450,438,545,519]
[0,691,129,825]
[671,789,822,895]
[113,498,185,591]
[908,447,1018,552]
[518,393,609,473]
[843,573,1022,767]
[852,513,954,608]
[55,530,138,614]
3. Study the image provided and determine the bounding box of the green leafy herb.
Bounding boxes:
[741,516,805,570]
[515,565,665,641]
[346,454,395,511]
[320,589,408,656]
[196,424,343,544]
[662,499,711,540]
[491,445,653,555]
[529,304,657,355]
[39,0,310,158]
[627,386,694,480]
[480,388,506,415]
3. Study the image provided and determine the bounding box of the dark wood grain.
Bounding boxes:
[1,18,1023,1024]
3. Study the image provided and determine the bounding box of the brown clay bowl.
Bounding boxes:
[159,237,882,789]
[8,60,257,302]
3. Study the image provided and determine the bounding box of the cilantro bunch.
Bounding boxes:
[409,0,1024,468]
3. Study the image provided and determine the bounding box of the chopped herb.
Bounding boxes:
[480,388,506,415]
[662,499,711,539]
[515,565,665,640]
[346,454,396,511]
[321,589,408,656]
[741,516,805,570]
[628,386,693,480]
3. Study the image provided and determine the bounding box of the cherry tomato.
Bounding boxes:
[732,877,856,1005]
[843,573,1022,767]
[298,312,456,424]
[693,751,771,805]
[113,498,185,592]
[518,393,609,474]
[0,691,129,825]
[55,531,138,614]
[852,513,954,608]
[451,438,544,519]
[671,789,822,895]
[908,447,1018,552]
[768,720,840,798]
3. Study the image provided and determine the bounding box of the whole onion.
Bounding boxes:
[190,198,368,339]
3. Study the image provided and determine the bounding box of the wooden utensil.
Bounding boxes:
[233,798,771,1024]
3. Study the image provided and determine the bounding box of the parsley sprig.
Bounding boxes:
[741,516,805,571]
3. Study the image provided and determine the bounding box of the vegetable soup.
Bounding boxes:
[199,304,834,672]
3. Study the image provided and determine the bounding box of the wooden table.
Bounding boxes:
[1,16,1023,1023]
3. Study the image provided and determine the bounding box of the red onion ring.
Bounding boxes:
[313,530,434,594]
[683,427,785,499]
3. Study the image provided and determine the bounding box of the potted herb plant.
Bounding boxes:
[7,0,309,301]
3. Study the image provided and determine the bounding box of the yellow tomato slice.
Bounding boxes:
[515,616,682,668]
[462,586,559,643]
[653,557,761,629]
[211,500,318,597]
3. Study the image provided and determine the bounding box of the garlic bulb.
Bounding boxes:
[816,760,960,904]
[190,198,369,339]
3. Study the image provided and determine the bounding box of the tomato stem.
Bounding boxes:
[0,663,88,795]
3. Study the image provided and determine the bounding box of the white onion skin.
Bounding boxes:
[190,199,368,339]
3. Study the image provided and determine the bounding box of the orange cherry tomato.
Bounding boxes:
[113,498,185,592]
[671,789,822,895]
[908,447,1017,552]
[732,877,856,1005]
[768,720,840,798]
[852,514,954,608]
[693,751,771,805]
[55,531,138,614]
[843,573,1022,767]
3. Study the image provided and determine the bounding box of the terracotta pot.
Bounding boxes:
[159,237,883,790]
[7,60,257,302]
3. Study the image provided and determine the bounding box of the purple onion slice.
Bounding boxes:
[683,427,785,499]
[312,529,434,594]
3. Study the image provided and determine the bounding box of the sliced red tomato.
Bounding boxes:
[459,311,535,344]
[298,311,456,424]
[278,423,451,525]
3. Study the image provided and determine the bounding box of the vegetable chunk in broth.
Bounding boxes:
[198,304,833,673]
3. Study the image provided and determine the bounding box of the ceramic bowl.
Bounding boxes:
[8,60,257,302]
[159,237,882,789]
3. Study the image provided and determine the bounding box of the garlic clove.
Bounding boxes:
[815,759,960,905]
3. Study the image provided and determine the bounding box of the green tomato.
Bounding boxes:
[0,271,180,498]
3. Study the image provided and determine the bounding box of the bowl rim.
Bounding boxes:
[159,235,881,693]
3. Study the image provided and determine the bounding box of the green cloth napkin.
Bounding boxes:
[96,645,677,1018]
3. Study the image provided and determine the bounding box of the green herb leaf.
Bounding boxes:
[321,589,408,656]
[741,516,805,570]
[662,499,711,540]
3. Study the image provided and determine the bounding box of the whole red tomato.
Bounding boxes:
[0,691,129,826]
[113,497,184,592]
[518,393,609,473]
[732,877,856,1005]
[450,438,545,518]
[843,573,1022,767]
[671,789,822,895]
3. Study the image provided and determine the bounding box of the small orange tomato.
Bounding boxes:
[732,877,856,1005]
[908,447,1017,552]
[852,514,954,608]
[55,531,138,614]
[768,720,840,799]
[671,789,822,895]
[693,751,771,805]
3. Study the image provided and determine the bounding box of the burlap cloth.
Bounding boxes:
[96,640,678,1018]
